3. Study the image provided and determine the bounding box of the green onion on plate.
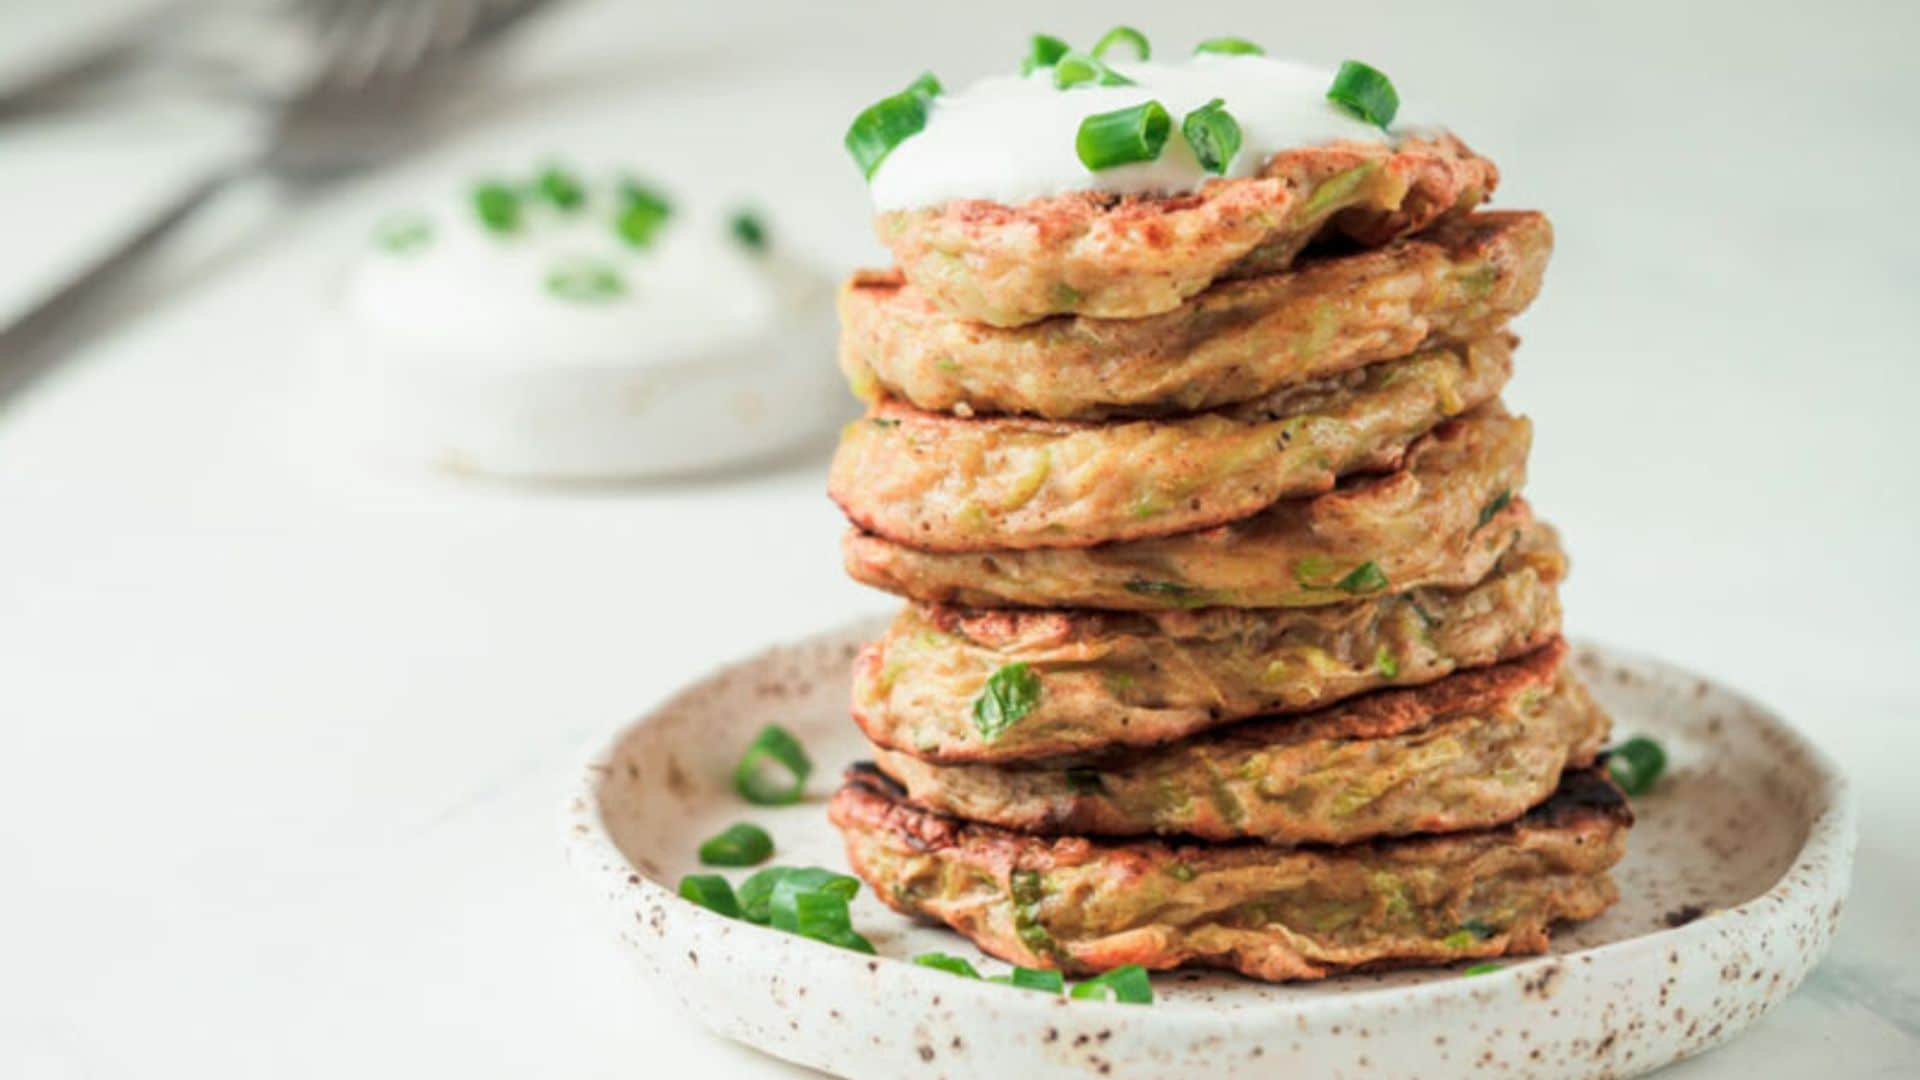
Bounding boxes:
[678,874,741,918]
[737,866,858,925]
[1069,964,1154,1004]
[544,259,625,303]
[1608,736,1668,795]
[1053,50,1134,89]
[913,953,983,978]
[734,724,812,805]
[1075,100,1172,171]
[534,164,586,211]
[992,967,1066,993]
[698,822,774,867]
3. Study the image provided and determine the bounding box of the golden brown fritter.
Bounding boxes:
[853,524,1566,763]
[842,407,1531,609]
[875,133,1499,326]
[871,641,1611,846]
[829,763,1628,981]
[831,336,1511,552]
[843,211,1550,420]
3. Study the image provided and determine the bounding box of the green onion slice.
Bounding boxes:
[535,165,586,211]
[615,178,673,248]
[471,180,520,233]
[1607,736,1667,796]
[1327,59,1400,130]
[1091,26,1150,61]
[1021,34,1071,74]
[1053,50,1134,89]
[1194,36,1265,56]
[544,259,625,303]
[913,952,982,978]
[771,882,874,953]
[678,874,741,918]
[1075,100,1172,171]
[845,73,941,180]
[1069,964,1154,1004]
[1181,98,1242,175]
[1336,561,1390,594]
[698,822,774,867]
[1462,962,1503,976]
[972,663,1042,741]
[734,724,813,805]
[729,209,769,252]
[1476,489,1514,530]
[991,967,1066,993]
[372,213,433,255]
[737,866,858,924]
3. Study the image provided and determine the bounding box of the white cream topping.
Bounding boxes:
[869,54,1433,211]
[345,182,799,370]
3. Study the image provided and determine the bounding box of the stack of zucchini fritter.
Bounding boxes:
[826,134,1630,982]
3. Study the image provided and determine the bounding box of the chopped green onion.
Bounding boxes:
[729,209,769,252]
[737,866,858,924]
[698,822,774,867]
[1091,26,1150,61]
[1021,34,1070,75]
[1076,100,1172,171]
[615,178,673,248]
[770,881,873,953]
[1336,561,1390,594]
[1608,736,1667,796]
[471,180,520,233]
[544,259,625,303]
[734,724,812,805]
[1064,766,1105,795]
[1462,962,1503,976]
[535,164,586,211]
[1053,50,1135,89]
[1181,98,1242,175]
[1327,59,1400,130]
[991,967,1066,993]
[845,73,940,180]
[1194,36,1264,56]
[678,874,741,918]
[1476,489,1514,530]
[1069,964,1154,1004]
[973,663,1042,741]
[372,213,433,255]
[913,952,982,978]
[1374,645,1400,678]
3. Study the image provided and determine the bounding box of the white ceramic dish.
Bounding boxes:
[565,619,1855,1078]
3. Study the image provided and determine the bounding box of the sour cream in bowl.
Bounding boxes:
[341,166,842,480]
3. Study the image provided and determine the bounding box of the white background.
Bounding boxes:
[1,1,1916,1075]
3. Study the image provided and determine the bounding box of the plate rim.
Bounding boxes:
[563,619,1859,1068]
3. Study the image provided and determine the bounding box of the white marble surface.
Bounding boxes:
[0,1,1915,1076]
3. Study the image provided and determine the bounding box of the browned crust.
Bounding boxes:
[876,133,1500,326]
[841,211,1551,420]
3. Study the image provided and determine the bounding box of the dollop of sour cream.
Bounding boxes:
[869,54,1434,211]
[345,182,791,370]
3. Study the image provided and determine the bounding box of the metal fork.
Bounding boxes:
[0,0,558,365]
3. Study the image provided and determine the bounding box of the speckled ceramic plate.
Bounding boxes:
[565,619,1855,1079]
